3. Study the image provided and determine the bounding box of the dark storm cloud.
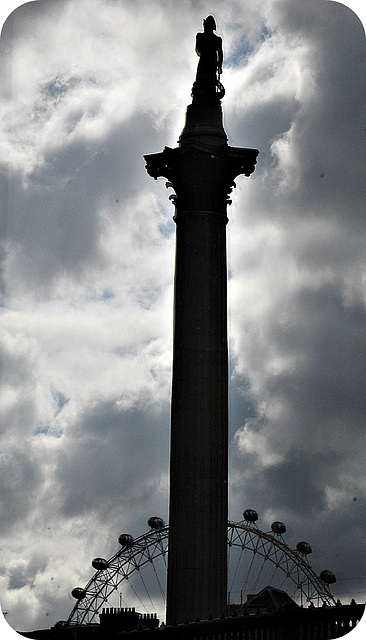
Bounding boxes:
[55,400,169,519]
[238,282,366,446]
[272,3,366,214]
[230,1,366,452]
[6,111,171,293]
[273,285,366,427]
[226,0,366,607]
[7,553,48,592]
[227,1,366,219]
[231,449,336,519]
[0,446,43,532]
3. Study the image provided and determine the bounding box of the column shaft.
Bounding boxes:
[166,211,228,624]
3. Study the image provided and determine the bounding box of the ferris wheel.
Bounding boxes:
[64,510,336,627]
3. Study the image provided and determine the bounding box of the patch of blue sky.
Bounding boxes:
[225,24,274,69]
[41,75,82,100]
[136,285,162,309]
[90,287,115,302]
[33,424,62,438]
[259,24,273,43]
[102,288,115,301]
[156,201,175,239]
[113,345,137,357]
[226,36,253,68]
[53,390,69,414]
[158,219,175,239]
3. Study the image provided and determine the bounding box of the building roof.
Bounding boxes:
[245,586,299,613]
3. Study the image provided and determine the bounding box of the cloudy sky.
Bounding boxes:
[1,0,366,634]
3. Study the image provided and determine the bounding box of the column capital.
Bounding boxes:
[144,143,258,216]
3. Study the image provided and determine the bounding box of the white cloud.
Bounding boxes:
[235,420,284,467]
[1,0,366,632]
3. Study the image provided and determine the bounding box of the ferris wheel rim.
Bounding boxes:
[227,520,335,608]
[67,527,169,626]
[66,519,336,626]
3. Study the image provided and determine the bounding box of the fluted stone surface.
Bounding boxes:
[167,209,228,623]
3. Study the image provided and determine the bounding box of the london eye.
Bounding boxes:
[64,510,336,627]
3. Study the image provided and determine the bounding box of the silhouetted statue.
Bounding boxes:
[192,15,225,105]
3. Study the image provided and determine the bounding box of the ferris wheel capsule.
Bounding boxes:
[297,541,312,555]
[91,557,109,570]
[271,521,286,535]
[118,533,134,547]
[243,509,258,523]
[71,587,86,600]
[148,516,165,529]
[320,570,336,584]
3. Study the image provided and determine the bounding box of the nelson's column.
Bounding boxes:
[144,16,258,625]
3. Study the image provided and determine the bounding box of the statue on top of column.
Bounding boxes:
[192,15,225,105]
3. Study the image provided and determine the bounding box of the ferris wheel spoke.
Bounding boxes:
[151,556,166,604]
[241,547,256,597]
[137,566,158,613]
[128,578,151,614]
[229,545,245,593]
[251,555,269,594]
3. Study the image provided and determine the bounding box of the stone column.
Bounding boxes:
[144,103,258,625]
